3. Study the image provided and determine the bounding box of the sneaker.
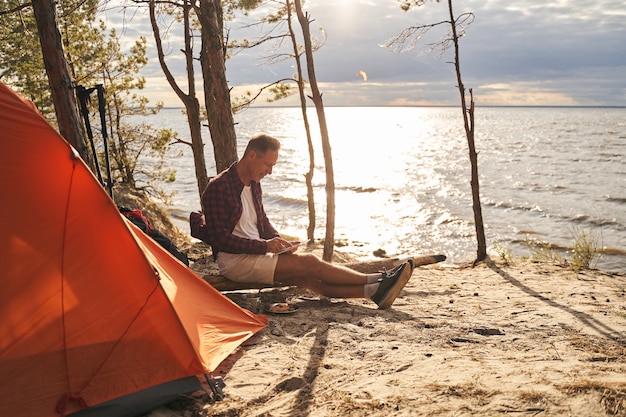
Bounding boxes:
[386,258,415,277]
[371,261,412,309]
[405,257,415,275]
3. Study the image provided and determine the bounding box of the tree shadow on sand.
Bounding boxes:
[213,287,415,416]
[487,260,626,345]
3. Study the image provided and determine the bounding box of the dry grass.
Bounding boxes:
[558,380,626,416]
[426,382,499,406]
[567,331,626,360]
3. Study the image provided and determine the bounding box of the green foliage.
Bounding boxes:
[524,237,565,264]
[0,0,57,115]
[231,90,255,113]
[491,243,513,265]
[266,82,294,102]
[524,229,603,272]
[571,228,602,272]
[1,0,176,201]
[75,23,176,201]
[224,0,265,18]
[231,80,296,112]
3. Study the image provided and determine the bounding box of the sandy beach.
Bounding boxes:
[142,243,626,417]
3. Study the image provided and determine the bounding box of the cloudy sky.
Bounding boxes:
[107,0,626,107]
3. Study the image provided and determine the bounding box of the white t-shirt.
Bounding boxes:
[232,185,260,240]
[218,185,277,284]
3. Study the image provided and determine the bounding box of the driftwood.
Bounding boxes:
[201,254,446,292]
[343,254,446,273]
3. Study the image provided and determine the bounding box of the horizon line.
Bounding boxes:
[154,104,626,110]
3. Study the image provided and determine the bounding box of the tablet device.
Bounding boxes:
[277,240,310,254]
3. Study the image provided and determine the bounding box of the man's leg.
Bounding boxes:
[273,253,405,299]
[274,252,370,292]
[275,253,414,308]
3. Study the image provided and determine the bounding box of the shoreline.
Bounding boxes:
[170,213,626,275]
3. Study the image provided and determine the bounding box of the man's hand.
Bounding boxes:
[266,237,294,254]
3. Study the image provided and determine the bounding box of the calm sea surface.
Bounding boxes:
[140,106,626,272]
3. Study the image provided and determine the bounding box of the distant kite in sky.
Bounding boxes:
[356,70,368,81]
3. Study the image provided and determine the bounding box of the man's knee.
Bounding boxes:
[298,252,322,268]
[276,252,317,278]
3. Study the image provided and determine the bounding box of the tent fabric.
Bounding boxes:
[0,81,267,417]
[68,377,203,417]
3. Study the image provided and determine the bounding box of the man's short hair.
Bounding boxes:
[244,133,281,157]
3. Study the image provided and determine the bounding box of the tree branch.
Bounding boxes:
[0,2,32,16]
[232,77,296,112]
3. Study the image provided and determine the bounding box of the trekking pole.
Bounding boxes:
[96,84,114,200]
[76,85,104,186]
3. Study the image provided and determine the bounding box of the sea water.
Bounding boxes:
[136,106,626,272]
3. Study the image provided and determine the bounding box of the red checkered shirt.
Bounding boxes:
[201,162,279,257]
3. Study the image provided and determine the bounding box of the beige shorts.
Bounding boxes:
[217,252,279,285]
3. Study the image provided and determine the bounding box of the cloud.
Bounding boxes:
[477,82,581,106]
[106,0,626,107]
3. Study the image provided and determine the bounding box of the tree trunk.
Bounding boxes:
[286,0,316,243]
[448,0,487,263]
[294,0,336,262]
[466,90,487,262]
[32,0,91,168]
[150,0,209,197]
[197,0,238,173]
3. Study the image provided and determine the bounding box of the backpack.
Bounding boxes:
[189,211,210,243]
[119,206,189,266]
[190,211,217,259]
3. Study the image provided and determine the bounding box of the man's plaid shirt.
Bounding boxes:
[201,162,279,257]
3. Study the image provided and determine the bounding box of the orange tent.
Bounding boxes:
[0,81,267,417]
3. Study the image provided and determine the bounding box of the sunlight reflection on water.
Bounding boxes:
[142,106,626,272]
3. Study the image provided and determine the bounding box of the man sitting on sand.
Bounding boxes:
[192,133,413,309]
